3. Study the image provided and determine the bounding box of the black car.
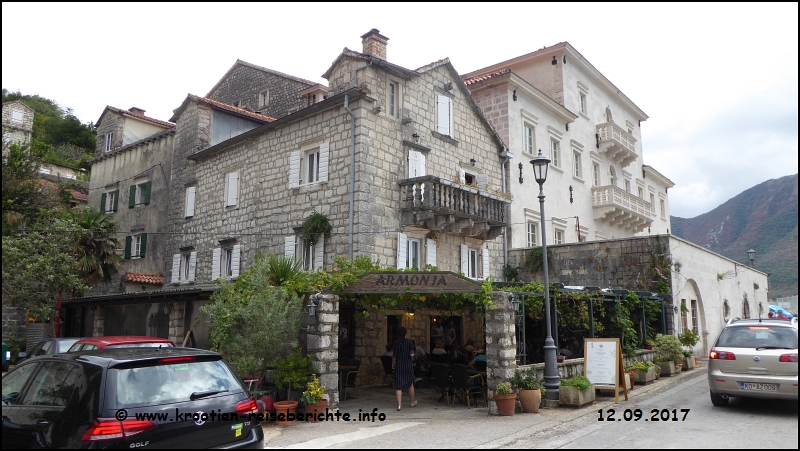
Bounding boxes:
[2,347,263,448]
[16,338,85,365]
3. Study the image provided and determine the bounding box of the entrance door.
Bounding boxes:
[339,302,355,361]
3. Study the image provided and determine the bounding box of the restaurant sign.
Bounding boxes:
[340,272,483,294]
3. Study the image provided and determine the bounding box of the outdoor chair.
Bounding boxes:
[429,363,453,405]
[449,364,485,408]
[343,359,361,400]
[380,355,394,386]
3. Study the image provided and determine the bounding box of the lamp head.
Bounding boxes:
[529,149,550,185]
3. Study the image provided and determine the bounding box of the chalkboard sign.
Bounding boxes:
[583,338,628,403]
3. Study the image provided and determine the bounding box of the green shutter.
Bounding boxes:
[100,192,107,212]
[124,236,132,259]
[140,234,147,257]
[112,189,119,212]
[129,185,136,208]
[144,181,151,205]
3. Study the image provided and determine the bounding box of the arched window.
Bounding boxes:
[742,294,750,319]
[609,166,617,186]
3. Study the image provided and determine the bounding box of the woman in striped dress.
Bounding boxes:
[392,327,417,410]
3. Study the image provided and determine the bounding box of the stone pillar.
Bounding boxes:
[93,306,106,337]
[305,294,340,407]
[169,301,186,345]
[486,291,517,415]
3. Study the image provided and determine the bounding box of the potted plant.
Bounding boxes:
[681,349,696,370]
[300,374,327,423]
[494,382,516,416]
[655,365,661,379]
[652,334,683,377]
[273,349,313,426]
[631,360,656,384]
[679,330,700,370]
[512,367,542,413]
[624,366,636,389]
[559,375,595,407]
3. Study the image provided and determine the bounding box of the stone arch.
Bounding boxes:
[683,278,708,354]
[742,293,750,319]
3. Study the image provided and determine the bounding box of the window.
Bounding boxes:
[467,248,478,279]
[624,179,631,193]
[389,81,398,117]
[105,132,114,153]
[302,148,320,184]
[101,190,119,213]
[609,166,617,186]
[125,234,147,259]
[223,247,233,277]
[172,252,197,283]
[573,152,581,178]
[638,187,644,198]
[593,163,600,186]
[461,245,489,280]
[21,361,80,407]
[523,125,535,155]
[742,295,750,319]
[681,299,688,331]
[184,186,196,218]
[436,94,453,136]
[130,181,151,207]
[526,221,538,247]
[289,144,329,188]
[224,171,239,207]
[2,132,10,145]
[11,109,23,123]
[579,93,587,115]
[554,229,564,245]
[649,193,656,212]
[285,236,323,271]
[550,139,560,167]
[691,300,698,334]
[406,238,421,269]
[660,199,666,217]
[307,94,317,107]
[212,245,240,280]
[259,91,270,108]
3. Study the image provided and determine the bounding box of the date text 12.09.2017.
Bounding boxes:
[597,408,690,422]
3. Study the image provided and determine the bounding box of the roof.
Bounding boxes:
[126,272,164,285]
[74,336,175,347]
[205,59,318,98]
[2,99,35,112]
[463,69,512,86]
[96,106,175,129]
[90,128,175,164]
[642,165,675,188]
[63,284,218,304]
[321,48,420,80]
[35,178,88,202]
[170,95,277,123]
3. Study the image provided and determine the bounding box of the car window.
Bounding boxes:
[29,341,45,357]
[110,343,174,349]
[83,345,97,351]
[112,360,241,408]
[21,361,81,407]
[2,362,39,405]
[41,341,54,355]
[56,339,80,353]
[68,343,82,352]
[717,326,798,349]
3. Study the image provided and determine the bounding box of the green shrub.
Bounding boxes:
[496,381,512,395]
[652,334,683,363]
[511,367,542,390]
[274,349,313,395]
[560,374,592,391]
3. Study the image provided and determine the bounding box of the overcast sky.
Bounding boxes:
[3,3,797,218]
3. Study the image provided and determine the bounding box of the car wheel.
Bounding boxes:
[710,391,728,407]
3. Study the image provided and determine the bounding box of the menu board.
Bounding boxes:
[583,339,619,387]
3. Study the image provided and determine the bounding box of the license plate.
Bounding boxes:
[739,382,777,391]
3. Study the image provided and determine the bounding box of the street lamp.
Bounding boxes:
[530,149,559,400]
[747,249,756,267]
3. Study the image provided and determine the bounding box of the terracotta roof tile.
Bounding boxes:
[103,106,175,128]
[126,272,164,285]
[463,69,512,86]
[192,95,276,123]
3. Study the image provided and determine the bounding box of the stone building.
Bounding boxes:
[2,99,35,148]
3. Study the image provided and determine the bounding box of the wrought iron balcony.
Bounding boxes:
[399,175,510,240]
[591,185,654,233]
[596,122,637,168]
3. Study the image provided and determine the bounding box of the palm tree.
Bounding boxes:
[70,207,122,285]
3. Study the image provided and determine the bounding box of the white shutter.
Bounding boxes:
[185,187,196,217]
[460,244,469,275]
[211,248,221,281]
[313,235,324,271]
[284,236,296,259]
[288,151,301,189]
[318,143,329,183]
[459,169,466,184]
[171,254,181,284]
[231,245,242,278]
[419,151,426,176]
[188,252,197,282]
[448,95,453,137]
[437,95,450,135]
[426,238,437,268]
[408,151,420,178]
[477,174,488,190]
[482,248,490,280]
[397,232,408,269]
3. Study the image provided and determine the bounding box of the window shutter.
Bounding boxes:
[284,236,296,260]
[397,232,408,269]
[288,151,301,189]
[100,192,107,212]
[112,189,119,211]
[460,244,469,275]
[313,235,324,271]
[419,151,426,176]
[185,187,196,218]
[437,95,450,135]
[231,245,242,278]
[458,169,466,184]
[124,236,132,259]
[188,252,197,282]
[482,248,490,280]
[171,254,181,283]
[139,234,147,257]
[226,172,239,207]
[477,174,488,190]
[318,143,329,183]
[408,151,420,178]
[426,238,437,268]
[144,181,151,205]
[448,96,453,137]
[129,185,136,208]
[211,248,221,281]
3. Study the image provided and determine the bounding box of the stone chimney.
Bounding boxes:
[361,28,389,60]
[128,107,146,116]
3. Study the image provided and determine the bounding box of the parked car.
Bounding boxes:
[708,317,798,406]
[67,335,175,352]
[16,338,85,365]
[2,342,7,372]
[2,347,264,448]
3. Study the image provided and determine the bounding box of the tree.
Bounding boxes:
[68,207,123,285]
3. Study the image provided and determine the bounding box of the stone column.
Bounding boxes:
[486,291,517,415]
[169,301,186,345]
[93,306,106,337]
[305,294,340,407]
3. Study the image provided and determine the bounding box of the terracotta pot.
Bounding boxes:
[556,355,565,363]
[694,356,700,367]
[628,372,636,389]
[274,400,298,426]
[494,393,517,416]
[304,399,328,422]
[519,389,541,413]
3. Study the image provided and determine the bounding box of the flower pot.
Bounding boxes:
[682,357,696,370]
[628,372,636,389]
[645,343,653,350]
[559,385,595,407]
[274,400,298,426]
[634,367,656,384]
[694,355,700,367]
[304,399,328,422]
[518,389,541,413]
[556,355,565,363]
[494,393,517,416]
[655,361,678,376]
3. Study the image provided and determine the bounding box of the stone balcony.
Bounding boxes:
[591,185,654,233]
[399,175,510,241]
[596,122,637,168]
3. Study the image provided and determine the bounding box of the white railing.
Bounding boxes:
[591,185,654,218]
[597,122,637,154]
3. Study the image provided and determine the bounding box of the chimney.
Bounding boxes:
[128,107,146,116]
[361,28,389,60]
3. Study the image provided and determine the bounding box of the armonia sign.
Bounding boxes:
[341,272,483,294]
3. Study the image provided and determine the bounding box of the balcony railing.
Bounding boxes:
[591,184,654,233]
[399,175,509,240]
[596,122,637,168]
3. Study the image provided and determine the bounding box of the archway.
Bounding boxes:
[682,279,708,354]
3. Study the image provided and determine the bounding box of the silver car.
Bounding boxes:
[707,317,798,406]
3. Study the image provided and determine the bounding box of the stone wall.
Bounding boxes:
[305,294,340,407]
[518,349,655,381]
[485,291,516,415]
[1,304,27,342]
[94,110,125,157]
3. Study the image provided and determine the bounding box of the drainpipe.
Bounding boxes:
[344,94,356,260]
[499,148,513,279]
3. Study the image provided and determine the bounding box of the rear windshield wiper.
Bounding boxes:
[189,390,229,400]
[755,346,794,350]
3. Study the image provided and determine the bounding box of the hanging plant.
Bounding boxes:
[301,212,331,250]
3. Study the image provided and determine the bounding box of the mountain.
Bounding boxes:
[671,174,798,299]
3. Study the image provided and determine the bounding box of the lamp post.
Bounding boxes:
[747,249,755,267]
[530,149,559,400]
